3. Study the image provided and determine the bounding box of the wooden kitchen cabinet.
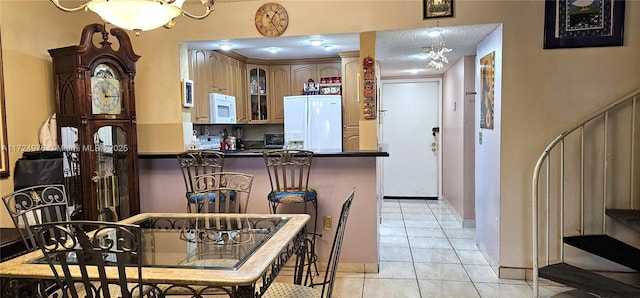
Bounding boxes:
[341,53,360,150]
[230,59,248,123]
[191,56,342,126]
[343,127,360,150]
[190,50,212,123]
[210,51,231,94]
[247,64,270,123]
[290,64,315,96]
[290,62,340,96]
[317,62,341,80]
[269,64,291,124]
[191,50,245,123]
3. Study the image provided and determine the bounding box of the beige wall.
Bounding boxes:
[1,0,638,271]
[442,55,475,224]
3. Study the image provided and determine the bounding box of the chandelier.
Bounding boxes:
[48,0,215,33]
[425,31,452,70]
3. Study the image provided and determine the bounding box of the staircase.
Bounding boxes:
[532,89,640,297]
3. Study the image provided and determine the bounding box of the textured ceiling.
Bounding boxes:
[185,23,500,77]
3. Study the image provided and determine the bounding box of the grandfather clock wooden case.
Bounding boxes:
[49,24,140,221]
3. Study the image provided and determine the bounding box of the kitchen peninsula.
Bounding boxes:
[138,150,387,273]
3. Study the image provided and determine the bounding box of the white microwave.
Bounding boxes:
[209,93,236,124]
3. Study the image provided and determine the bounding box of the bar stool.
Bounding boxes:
[177,150,225,213]
[263,149,320,280]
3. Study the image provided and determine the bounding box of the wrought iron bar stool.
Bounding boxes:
[176,150,225,213]
[263,149,320,281]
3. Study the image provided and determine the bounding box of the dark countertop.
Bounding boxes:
[139,150,388,159]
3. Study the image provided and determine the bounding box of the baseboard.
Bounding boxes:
[462,220,476,228]
[441,197,476,228]
[383,196,438,200]
[499,267,527,280]
[316,261,379,273]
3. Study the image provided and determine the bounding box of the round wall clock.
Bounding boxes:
[255,3,289,37]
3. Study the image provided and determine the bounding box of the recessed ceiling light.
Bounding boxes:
[220,43,232,51]
[311,39,323,46]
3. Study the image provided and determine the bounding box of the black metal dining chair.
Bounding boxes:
[30,220,159,298]
[2,184,70,251]
[1,184,70,296]
[177,150,225,213]
[192,172,254,213]
[262,188,356,298]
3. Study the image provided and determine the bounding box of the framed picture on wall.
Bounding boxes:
[544,0,625,49]
[423,0,453,19]
[0,28,10,177]
[480,52,495,130]
[182,79,194,108]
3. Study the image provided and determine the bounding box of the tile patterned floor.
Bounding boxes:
[277,198,587,297]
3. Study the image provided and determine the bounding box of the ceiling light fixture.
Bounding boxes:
[310,39,323,47]
[428,29,443,38]
[220,43,232,51]
[424,31,452,70]
[48,0,215,34]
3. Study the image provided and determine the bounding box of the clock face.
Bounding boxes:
[91,64,122,115]
[255,3,288,37]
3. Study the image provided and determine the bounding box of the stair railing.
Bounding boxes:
[532,88,639,297]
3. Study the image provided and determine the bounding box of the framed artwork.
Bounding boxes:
[182,79,194,108]
[0,28,9,177]
[480,52,495,130]
[544,0,625,49]
[423,0,453,19]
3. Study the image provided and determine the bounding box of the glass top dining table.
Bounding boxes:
[0,212,311,297]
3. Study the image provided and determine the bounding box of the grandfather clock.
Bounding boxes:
[49,23,140,221]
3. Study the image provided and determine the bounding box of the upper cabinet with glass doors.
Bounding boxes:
[247,64,270,123]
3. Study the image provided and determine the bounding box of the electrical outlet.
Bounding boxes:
[323,216,332,230]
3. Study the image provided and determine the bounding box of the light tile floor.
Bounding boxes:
[278,198,588,297]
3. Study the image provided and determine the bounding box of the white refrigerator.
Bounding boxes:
[284,95,342,152]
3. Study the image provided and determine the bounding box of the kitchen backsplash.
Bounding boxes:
[194,124,284,143]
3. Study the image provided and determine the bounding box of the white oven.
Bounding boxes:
[209,93,236,124]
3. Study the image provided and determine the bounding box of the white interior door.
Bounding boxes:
[381,80,440,197]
